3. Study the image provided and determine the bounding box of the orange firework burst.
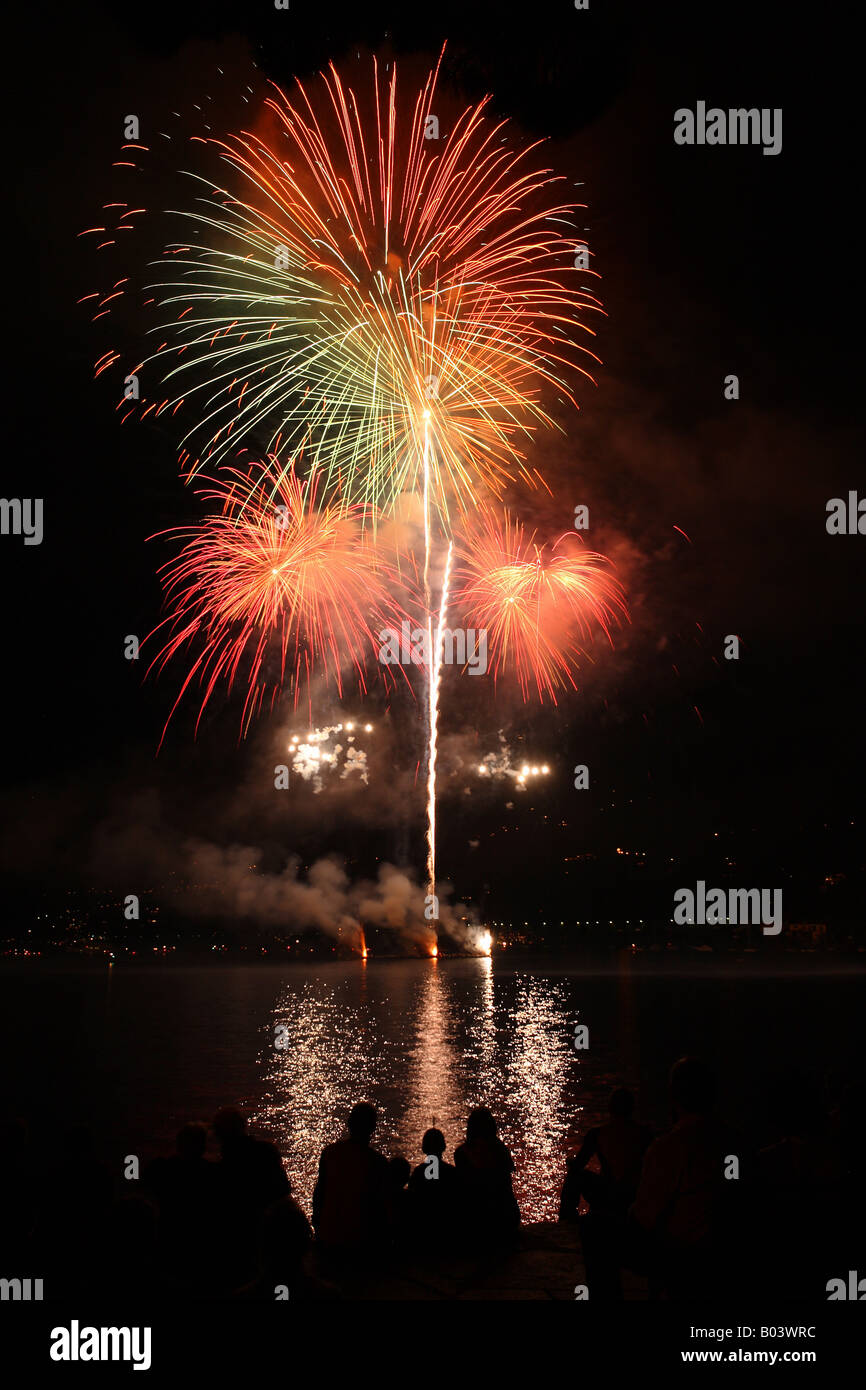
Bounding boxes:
[146,458,403,741]
[453,507,627,701]
[133,48,602,523]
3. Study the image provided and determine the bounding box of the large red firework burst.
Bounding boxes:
[452,506,627,701]
[146,457,406,741]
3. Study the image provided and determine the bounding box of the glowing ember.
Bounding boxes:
[475,737,554,792]
[288,721,374,792]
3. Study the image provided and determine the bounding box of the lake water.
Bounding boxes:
[2,955,863,1222]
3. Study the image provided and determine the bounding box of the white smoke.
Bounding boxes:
[181,841,479,950]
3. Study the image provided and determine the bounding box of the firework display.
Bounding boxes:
[453,507,627,701]
[87,48,626,947]
[145,457,403,742]
[11,2,860,1338]
[288,721,375,792]
[475,735,552,792]
[137,50,602,524]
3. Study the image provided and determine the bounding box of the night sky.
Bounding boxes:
[4,0,863,930]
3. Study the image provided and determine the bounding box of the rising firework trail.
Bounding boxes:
[425,540,453,948]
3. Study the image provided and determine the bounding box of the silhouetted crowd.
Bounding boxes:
[1,1057,862,1300]
[560,1058,864,1300]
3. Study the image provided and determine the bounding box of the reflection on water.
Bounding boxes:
[505,977,576,1207]
[255,958,592,1221]
[4,957,862,1226]
[401,959,462,1161]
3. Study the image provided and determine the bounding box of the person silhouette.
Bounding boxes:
[254,1186,314,1299]
[212,1108,289,1210]
[312,1102,390,1260]
[454,1107,520,1247]
[211,1107,290,1289]
[628,1056,733,1298]
[143,1122,221,1291]
[559,1088,652,1221]
[754,1069,843,1296]
[407,1127,459,1251]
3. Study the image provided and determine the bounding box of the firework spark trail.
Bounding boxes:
[422,412,433,595]
[426,540,453,942]
[453,507,627,701]
[421,405,439,946]
[144,458,405,742]
[421,412,434,898]
[110,50,602,523]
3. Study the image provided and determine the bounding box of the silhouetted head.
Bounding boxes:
[176,1122,207,1159]
[609,1088,635,1119]
[466,1107,497,1143]
[212,1107,247,1143]
[422,1127,447,1158]
[389,1155,411,1188]
[670,1057,716,1116]
[347,1102,377,1142]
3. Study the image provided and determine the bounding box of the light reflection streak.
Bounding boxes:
[254,961,583,1220]
[254,980,388,1209]
[503,977,574,1216]
[399,959,461,1160]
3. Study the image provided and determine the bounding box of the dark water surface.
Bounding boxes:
[2,956,863,1221]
